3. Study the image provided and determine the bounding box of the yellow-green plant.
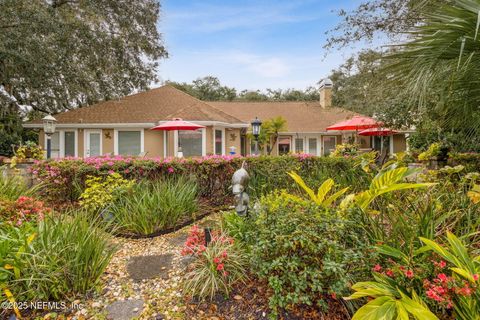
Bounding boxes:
[467,184,480,204]
[418,143,441,161]
[287,171,349,207]
[351,167,435,210]
[289,167,434,211]
[345,274,439,320]
[79,173,134,212]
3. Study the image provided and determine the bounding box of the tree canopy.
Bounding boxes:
[0,0,167,155]
[166,76,319,102]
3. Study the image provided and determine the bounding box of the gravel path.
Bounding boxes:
[72,215,219,320]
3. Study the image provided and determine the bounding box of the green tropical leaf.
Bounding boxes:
[352,296,397,320]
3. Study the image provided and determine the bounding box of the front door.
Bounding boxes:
[85,130,102,157]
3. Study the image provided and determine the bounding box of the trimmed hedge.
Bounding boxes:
[448,152,480,172]
[30,154,369,205]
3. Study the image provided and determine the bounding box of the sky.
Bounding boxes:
[157,0,375,91]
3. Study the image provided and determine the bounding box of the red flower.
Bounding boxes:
[386,269,395,277]
[216,263,224,271]
[405,270,414,279]
[213,257,221,264]
[372,264,382,272]
[473,274,479,281]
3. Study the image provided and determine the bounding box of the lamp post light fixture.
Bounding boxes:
[42,115,57,159]
[251,117,262,155]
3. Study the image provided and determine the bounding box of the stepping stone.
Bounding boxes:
[168,233,188,247]
[127,254,173,281]
[106,299,144,320]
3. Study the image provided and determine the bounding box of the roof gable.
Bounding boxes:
[208,101,358,132]
[27,85,243,125]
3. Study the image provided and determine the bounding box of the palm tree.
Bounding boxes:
[387,0,480,151]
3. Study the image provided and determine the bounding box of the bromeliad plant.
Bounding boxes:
[182,225,247,300]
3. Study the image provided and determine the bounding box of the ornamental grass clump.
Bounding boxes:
[13,211,116,301]
[182,225,248,300]
[108,176,198,235]
[0,174,35,201]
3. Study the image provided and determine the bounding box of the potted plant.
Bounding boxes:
[418,142,449,169]
[10,141,44,168]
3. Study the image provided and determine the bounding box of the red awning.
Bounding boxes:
[326,115,381,131]
[359,128,398,136]
[150,118,205,131]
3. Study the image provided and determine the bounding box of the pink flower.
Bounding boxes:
[216,263,224,271]
[473,274,479,281]
[167,167,174,173]
[108,170,115,174]
[386,269,394,277]
[213,257,221,264]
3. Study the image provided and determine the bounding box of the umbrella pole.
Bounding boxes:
[381,136,384,155]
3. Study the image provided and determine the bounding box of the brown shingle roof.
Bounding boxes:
[208,101,358,132]
[27,85,243,125]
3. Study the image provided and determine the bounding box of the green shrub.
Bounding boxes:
[108,176,198,235]
[31,155,369,204]
[252,191,374,316]
[182,226,248,300]
[9,211,116,301]
[449,152,480,172]
[79,173,134,212]
[220,211,256,245]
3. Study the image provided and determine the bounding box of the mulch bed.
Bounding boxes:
[184,277,351,320]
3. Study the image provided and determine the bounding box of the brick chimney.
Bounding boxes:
[319,78,333,108]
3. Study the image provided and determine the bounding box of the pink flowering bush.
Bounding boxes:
[181,225,247,300]
[30,155,367,204]
[0,196,51,226]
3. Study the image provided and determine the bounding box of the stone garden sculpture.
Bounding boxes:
[231,161,250,216]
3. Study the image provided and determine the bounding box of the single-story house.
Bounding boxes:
[24,81,408,158]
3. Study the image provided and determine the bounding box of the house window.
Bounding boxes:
[323,136,337,156]
[308,138,317,155]
[50,132,60,158]
[214,129,223,155]
[64,131,76,157]
[179,130,202,157]
[278,137,291,155]
[118,131,141,155]
[295,138,304,153]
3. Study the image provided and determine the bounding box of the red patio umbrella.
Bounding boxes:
[150,118,205,158]
[326,115,381,131]
[359,128,397,136]
[151,118,205,131]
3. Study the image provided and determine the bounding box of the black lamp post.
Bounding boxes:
[42,115,57,159]
[251,117,262,155]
